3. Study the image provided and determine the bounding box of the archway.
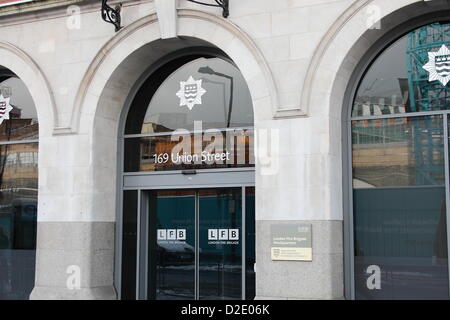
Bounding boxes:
[330,2,450,299]
[75,10,276,300]
[116,46,255,300]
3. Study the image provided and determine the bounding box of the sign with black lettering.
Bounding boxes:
[157,229,186,243]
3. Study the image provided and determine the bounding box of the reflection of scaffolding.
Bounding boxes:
[406,23,450,185]
[407,23,450,112]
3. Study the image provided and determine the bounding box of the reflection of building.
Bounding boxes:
[0,119,38,190]
[3,0,450,302]
[0,143,38,189]
[0,113,38,300]
[352,116,445,187]
[0,119,38,142]
[353,24,450,188]
[406,24,450,112]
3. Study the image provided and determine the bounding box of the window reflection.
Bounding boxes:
[0,73,38,300]
[199,188,242,300]
[352,116,445,187]
[0,77,39,142]
[124,56,254,173]
[126,58,253,135]
[353,23,450,117]
[351,20,450,300]
[353,116,449,299]
[148,190,196,300]
[0,143,38,300]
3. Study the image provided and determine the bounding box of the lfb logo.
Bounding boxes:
[423,45,450,86]
[0,94,13,125]
[176,76,206,110]
[157,229,186,241]
[208,229,239,241]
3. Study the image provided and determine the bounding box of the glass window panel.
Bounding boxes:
[353,187,448,299]
[147,190,196,300]
[352,22,450,117]
[125,57,253,134]
[0,142,38,300]
[352,116,445,187]
[0,77,38,142]
[199,188,242,300]
[352,116,449,299]
[124,129,254,172]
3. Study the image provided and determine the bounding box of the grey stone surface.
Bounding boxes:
[31,222,116,300]
[30,286,117,300]
[35,222,115,251]
[255,220,344,300]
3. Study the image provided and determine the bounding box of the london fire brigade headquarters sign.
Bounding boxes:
[0,0,33,7]
[271,224,313,262]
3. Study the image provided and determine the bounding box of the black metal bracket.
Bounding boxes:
[101,0,122,32]
[186,0,229,18]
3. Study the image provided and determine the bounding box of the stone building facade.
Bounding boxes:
[0,0,449,300]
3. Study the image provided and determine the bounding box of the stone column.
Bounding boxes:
[30,134,117,300]
[254,116,344,300]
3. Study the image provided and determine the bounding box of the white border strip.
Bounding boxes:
[0,0,33,8]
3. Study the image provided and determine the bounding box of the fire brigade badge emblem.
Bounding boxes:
[176,76,206,110]
[0,94,13,125]
[423,44,450,86]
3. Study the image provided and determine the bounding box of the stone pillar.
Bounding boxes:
[254,117,344,300]
[30,134,117,300]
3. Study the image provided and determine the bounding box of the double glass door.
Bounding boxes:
[137,187,255,300]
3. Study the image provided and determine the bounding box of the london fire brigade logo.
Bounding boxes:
[176,76,206,110]
[0,94,13,125]
[423,44,450,86]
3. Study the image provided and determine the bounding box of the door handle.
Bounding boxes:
[182,170,197,175]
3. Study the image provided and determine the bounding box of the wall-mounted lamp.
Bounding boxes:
[101,0,122,32]
[187,0,229,18]
[198,66,234,127]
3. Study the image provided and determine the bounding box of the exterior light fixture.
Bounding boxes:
[187,0,229,18]
[101,0,122,32]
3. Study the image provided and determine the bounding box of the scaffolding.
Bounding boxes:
[406,23,450,185]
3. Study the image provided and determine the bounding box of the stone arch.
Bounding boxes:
[67,9,277,225]
[65,9,278,137]
[0,41,56,138]
[302,0,448,119]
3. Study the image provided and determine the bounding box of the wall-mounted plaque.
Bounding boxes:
[271,224,312,261]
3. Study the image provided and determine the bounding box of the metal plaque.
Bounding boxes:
[271,224,312,261]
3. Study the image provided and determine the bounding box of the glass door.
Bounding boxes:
[147,190,196,300]
[141,187,254,300]
[198,188,242,300]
